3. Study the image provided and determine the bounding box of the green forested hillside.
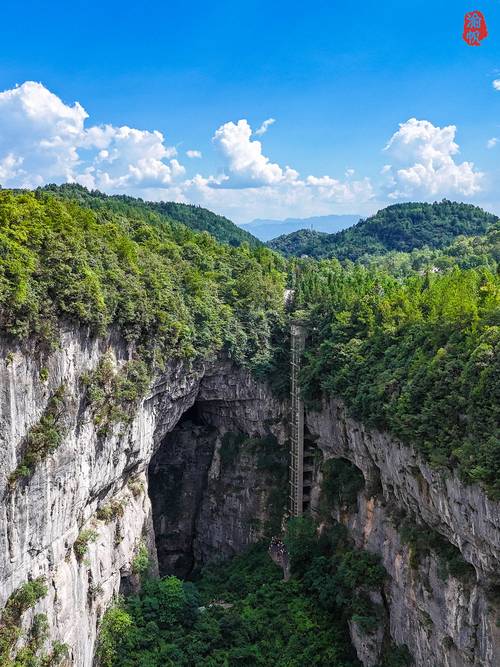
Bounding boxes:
[267,228,329,257]
[268,201,498,260]
[358,221,500,276]
[39,184,260,248]
[0,189,284,369]
[295,256,500,498]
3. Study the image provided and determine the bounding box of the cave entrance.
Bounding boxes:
[148,404,216,578]
[148,394,288,580]
[320,457,366,513]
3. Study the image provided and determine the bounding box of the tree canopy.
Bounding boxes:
[268,201,498,260]
[39,183,261,248]
[0,189,284,371]
[295,255,500,498]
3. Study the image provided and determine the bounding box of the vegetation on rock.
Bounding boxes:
[82,354,151,436]
[296,256,499,498]
[74,529,98,561]
[320,458,365,514]
[399,518,475,583]
[0,189,285,371]
[8,386,67,488]
[0,578,66,666]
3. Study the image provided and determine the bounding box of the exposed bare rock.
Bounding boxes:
[307,398,500,667]
[0,331,283,666]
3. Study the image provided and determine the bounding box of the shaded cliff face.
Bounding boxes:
[0,330,285,666]
[149,402,287,578]
[307,399,500,667]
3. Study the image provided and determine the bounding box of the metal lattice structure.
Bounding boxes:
[289,321,307,517]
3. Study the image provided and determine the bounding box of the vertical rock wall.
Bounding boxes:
[0,332,283,666]
[307,398,500,667]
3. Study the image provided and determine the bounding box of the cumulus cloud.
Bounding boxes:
[0,87,374,219]
[0,81,183,192]
[383,118,483,199]
[493,79,500,91]
[0,82,489,222]
[212,119,287,187]
[0,81,87,187]
[83,126,183,189]
[180,173,374,221]
[487,137,498,149]
[254,118,276,136]
[200,117,374,217]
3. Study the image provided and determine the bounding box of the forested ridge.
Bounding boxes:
[0,189,284,371]
[268,201,498,260]
[0,188,498,665]
[295,252,499,498]
[38,183,260,248]
[1,188,498,492]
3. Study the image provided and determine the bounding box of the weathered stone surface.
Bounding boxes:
[349,614,385,667]
[307,398,500,667]
[0,331,282,666]
[149,371,288,577]
[1,329,499,667]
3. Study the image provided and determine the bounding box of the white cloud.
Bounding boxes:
[0,87,374,220]
[200,118,374,217]
[212,119,286,187]
[0,81,183,192]
[83,126,183,190]
[0,82,490,222]
[179,173,374,222]
[254,118,276,136]
[0,81,87,187]
[493,79,500,91]
[487,137,498,149]
[383,118,483,199]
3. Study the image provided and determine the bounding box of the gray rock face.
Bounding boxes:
[307,398,500,667]
[0,330,283,666]
[1,329,499,667]
[149,369,287,577]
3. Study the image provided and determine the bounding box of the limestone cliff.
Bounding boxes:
[307,398,500,667]
[1,328,499,667]
[0,329,284,666]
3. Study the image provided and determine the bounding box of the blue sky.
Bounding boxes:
[0,0,499,222]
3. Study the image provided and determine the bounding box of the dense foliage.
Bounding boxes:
[0,190,285,370]
[296,257,500,497]
[268,201,498,260]
[267,228,330,256]
[97,519,408,667]
[39,184,260,247]
[359,221,500,277]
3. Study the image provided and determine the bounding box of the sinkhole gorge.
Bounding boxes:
[0,190,499,666]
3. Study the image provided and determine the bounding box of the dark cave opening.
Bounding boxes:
[148,404,217,578]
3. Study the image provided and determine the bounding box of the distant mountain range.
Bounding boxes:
[240,214,360,241]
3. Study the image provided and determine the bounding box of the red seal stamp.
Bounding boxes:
[463,11,488,46]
